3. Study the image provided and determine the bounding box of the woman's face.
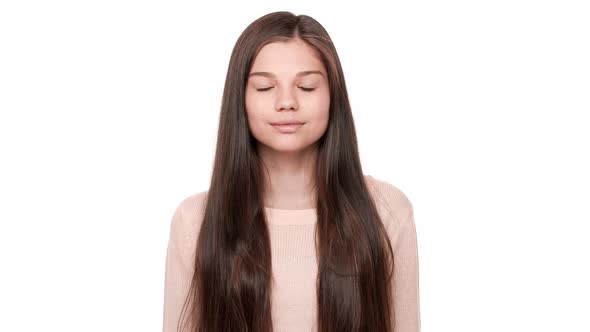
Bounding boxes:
[245,38,330,153]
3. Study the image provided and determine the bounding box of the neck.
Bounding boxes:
[258,143,318,209]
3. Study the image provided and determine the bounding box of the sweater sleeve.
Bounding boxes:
[162,201,195,332]
[392,203,421,332]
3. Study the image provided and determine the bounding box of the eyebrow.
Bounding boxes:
[248,70,325,79]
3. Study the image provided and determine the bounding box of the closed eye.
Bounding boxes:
[255,87,316,92]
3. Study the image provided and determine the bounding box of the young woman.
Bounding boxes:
[163,11,420,332]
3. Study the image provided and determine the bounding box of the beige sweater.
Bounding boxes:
[162,174,420,332]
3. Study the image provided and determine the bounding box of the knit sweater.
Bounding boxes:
[162,174,420,332]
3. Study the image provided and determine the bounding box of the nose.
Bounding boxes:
[275,87,298,111]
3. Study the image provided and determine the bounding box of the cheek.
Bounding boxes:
[245,92,265,120]
[306,93,330,121]
[244,93,269,139]
[303,97,330,138]
[244,90,255,114]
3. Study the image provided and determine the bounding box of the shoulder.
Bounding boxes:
[169,190,209,242]
[175,190,209,221]
[363,174,414,230]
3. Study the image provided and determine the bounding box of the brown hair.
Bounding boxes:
[178,11,395,332]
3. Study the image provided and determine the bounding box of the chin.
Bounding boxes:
[259,141,306,152]
[272,145,305,153]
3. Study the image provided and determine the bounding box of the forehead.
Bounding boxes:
[249,39,325,77]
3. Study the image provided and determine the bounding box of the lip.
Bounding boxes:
[270,120,305,125]
[271,122,305,133]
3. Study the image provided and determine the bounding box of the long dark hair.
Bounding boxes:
[178,11,395,332]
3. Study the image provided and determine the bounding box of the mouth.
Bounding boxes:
[270,121,305,126]
[270,122,305,133]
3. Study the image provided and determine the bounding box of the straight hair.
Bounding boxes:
[178,11,395,332]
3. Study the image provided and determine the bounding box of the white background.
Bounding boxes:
[1,1,589,331]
